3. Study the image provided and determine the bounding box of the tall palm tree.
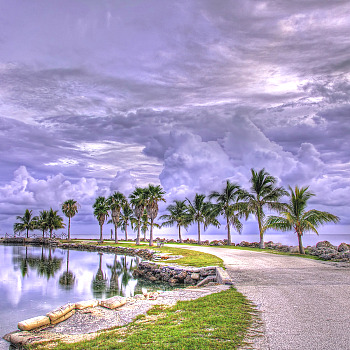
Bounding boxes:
[107,192,126,244]
[37,210,49,238]
[265,186,340,254]
[13,209,36,238]
[160,200,191,243]
[46,208,65,239]
[93,196,109,243]
[61,199,80,241]
[186,194,219,245]
[241,168,288,248]
[129,187,148,245]
[118,201,134,241]
[209,180,244,245]
[92,252,107,298]
[144,184,166,246]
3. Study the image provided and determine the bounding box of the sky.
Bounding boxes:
[0,0,349,242]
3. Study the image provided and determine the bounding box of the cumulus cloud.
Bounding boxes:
[0,0,349,236]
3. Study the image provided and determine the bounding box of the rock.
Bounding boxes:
[316,241,336,250]
[289,246,300,253]
[100,296,127,309]
[338,243,350,252]
[18,316,51,331]
[191,273,200,280]
[75,300,99,310]
[47,303,75,322]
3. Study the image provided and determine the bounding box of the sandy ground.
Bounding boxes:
[178,245,350,350]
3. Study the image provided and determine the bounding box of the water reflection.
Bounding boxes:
[0,244,176,338]
[12,246,63,280]
[59,250,76,290]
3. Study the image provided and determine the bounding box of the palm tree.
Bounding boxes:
[93,196,109,243]
[61,199,80,241]
[37,210,49,238]
[160,200,190,243]
[186,194,218,245]
[209,180,244,245]
[265,186,340,254]
[241,168,288,248]
[129,187,148,245]
[47,208,65,239]
[118,201,134,241]
[139,209,161,242]
[13,209,37,238]
[144,184,166,246]
[107,192,126,244]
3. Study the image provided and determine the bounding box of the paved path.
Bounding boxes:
[176,246,350,350]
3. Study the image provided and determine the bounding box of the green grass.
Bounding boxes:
[29,287,253,350]
[164,242,321,260]
[65,240,224,267]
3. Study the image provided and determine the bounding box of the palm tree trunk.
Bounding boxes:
[178,225,183,243]
[50,228,53,239]
[114,223,118,244]
[42,229,45,238]
[68,217,71,241]
[149,219,154,246]
[99,224,103,243]
[227,216,231,246]
[136,219,141,245]
[125,222,128,241]
[197,221,201,245]
[297,233,305,254]
[257,211,264,249]
[26,228,29,239]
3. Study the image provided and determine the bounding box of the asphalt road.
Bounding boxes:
[178,246,350,350]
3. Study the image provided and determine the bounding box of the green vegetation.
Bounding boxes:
[29,287,253,350]
[61,199,80,241]
[13,209,36,238]
[265,185,340,254]
[107,191,127,244]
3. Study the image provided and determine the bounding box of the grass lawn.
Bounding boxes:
[164,242,321,260]
[28,287,253,350]
[66,240,225,268]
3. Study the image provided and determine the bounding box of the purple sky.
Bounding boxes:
[0,0,349,239]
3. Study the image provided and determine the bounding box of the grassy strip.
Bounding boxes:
[67,240,224,268]
[165,242,321,260]
[29,287,253,350]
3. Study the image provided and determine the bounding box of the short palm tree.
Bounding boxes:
[107,192,126,243]
[37,210,49,238]
[186,194,218,244]
[209,180,244,245]
[61,199,80,241]
[129,187,148,245]
[14,209,36,238]
[241,168,288,248]
[144,184,166,246]
[93,196,109,243]
[160,200,191,243]
[265,186,340,254]
[47,208,65,239]
[118,201,134,241]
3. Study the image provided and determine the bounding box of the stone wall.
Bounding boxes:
[133,262,223,286]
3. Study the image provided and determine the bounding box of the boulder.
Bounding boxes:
[18,316,51,331]
[338,243,350,252]
[191,273,200,280]
[51,309,75,325]
[75,299,99,310]
[100,296,127,309]
[47,303,75,322]
[316,241,336,250]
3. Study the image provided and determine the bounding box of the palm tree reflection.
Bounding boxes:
[59,249,76,290]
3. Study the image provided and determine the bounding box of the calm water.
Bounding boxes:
[0,245,171,347]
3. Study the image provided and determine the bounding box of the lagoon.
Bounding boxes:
[0,244,170,347]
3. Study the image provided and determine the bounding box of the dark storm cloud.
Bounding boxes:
[0,0,349,234]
